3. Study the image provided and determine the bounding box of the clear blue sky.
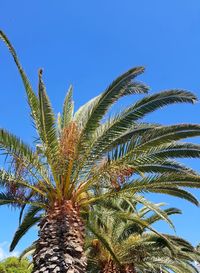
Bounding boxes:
[0,0,200,258]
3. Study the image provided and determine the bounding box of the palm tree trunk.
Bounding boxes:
[101,261,137,273]
[101,260,137,273]
[101,260,121,273]
[32,201,87,273]
[123,264,137,273]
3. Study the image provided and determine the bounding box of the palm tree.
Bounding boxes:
[1,30,200,272]
[86,199,200,273]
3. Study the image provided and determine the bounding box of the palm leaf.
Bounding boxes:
[19,243,36,261]
[38,70,59,180]
[0,169,46,197]
[76,66,146,132]
[62,85,74,128]
[146,207,182,225]
[87,222,121,266]
[0,31,41,131]
[130,195,176,230]
[0,128,48,182]
[95,90,197,148]
[150,187,199,206]
[10,206,42,251]
[85,92,198,165]
[0,192,45,208]
[134,124,200,150]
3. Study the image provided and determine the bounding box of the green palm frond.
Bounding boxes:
[132,159,197,174]
[150,187,199,206]
[0,31,41,132]
[84,173,200,207]
[86,200,200,273]
[19,243,36,261]
[95,122,160,150]
[0,169,46,197]
[75,66,146,133]
[86,91,198,157]
[87,221,121,267]
[130,195,176,230]
[0,192,24,206]
[129,173,200,189]
[81,122,200,176]
[0,192,45,208]
[146,207,182,225]
[0,129,48,182]
[135,124,200,149]
[10,206,43,251]
[0,129,38,166]
[38,70,59,175]
[61,85,74,128]
[137,142,200,159]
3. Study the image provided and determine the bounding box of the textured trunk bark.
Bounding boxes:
[123,264,137,273]
[101,261,136,273]
[32,201,86,273]
[101,260,121,273]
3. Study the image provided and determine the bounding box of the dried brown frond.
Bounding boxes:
[7,181,17,196]
[5,183,26,208]
[13,155,27,178]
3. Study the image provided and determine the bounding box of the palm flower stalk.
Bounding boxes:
[1,31,200,272]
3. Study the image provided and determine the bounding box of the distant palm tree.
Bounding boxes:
[17,199,200,273]
[1,30,200,272]
[86,199,200,273]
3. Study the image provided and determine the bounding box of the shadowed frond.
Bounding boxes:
[86,200,200,273]
[10,206,43,251]
[0,192,45,208]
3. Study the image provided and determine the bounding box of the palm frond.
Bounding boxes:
[62,85,74,128]
[134,124,200,150]
[83,173,200,207]
[0,128,48,182]
[87,221,121,267]
[0,168,46,197]
[0,31,41,131]
[150,187,199,206]
[38,70,59,180]
[0,192,45,208]
[93,90,197,150]
[136,142,200,159]
[75,66,146,132]
[19,243,36,261]
[127,195,176,230]
[146,207,182,225]
[10,206,42,251]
